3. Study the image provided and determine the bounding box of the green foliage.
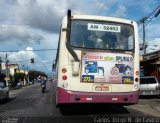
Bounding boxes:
[13,72,25,86]
[0,73,5,81]
[14,72,25,79]
[28,70,47,81]
[14,73,25,81]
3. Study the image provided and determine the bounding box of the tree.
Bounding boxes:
[28,70,47,81]
[13,73,25,86]
[0,73,5,82]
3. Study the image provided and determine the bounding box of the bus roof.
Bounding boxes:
[62,14,137,26]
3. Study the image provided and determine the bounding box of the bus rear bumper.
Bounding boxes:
[57,87,139,105]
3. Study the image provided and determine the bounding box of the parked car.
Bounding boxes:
[140,76,160,96]
[0,81,9,101]
[16,82,23,89]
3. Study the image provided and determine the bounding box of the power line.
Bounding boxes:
[138,5,160,54]
[126,0,148,19]
[138,5,160,26]
[138,5,160,33]
[0,48,57,52]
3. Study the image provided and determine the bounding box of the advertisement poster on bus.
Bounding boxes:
[81,51,134,84]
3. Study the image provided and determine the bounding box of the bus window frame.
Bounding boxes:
[68,19,135,52]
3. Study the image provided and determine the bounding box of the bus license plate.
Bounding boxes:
[95,86,109,91]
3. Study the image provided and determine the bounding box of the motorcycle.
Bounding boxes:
[41,84,46,93]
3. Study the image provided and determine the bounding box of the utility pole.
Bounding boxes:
[139,6,160,55]
[0,57,2,74]
[5,53,9,87]
[142,17,146,54]
[27,66,29,84]
[141,17,147,55]
[23,65,26,85]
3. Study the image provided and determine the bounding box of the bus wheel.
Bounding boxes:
[5,92,9,102]
[59,105,67,115]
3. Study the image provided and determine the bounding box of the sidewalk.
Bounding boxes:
[127,104,160,117]
[9,83,39,96]
[126,97,160,117]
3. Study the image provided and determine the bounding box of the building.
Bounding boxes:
[8,64,19,76]
[140,50,160,81]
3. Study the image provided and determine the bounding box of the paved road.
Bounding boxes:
[128,95,160,117]
[0,81,159,123]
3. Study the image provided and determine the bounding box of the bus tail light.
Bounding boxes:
[135,78,139,82]
[135,71,139,76]
[62,75,67,80]
[62,68,67,73]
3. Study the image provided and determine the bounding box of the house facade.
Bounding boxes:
[140,50,160,81]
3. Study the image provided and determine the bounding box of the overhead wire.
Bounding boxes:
[0,48,57,52]
[107,1,120,16]
[126,0,148,20]
[138,5,160,33]
[138,5,160,26]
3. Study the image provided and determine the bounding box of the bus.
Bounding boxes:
[54,10,139,111]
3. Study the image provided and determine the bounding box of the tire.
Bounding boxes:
[5,92,9,101]
[55,95,58,107]
[59,105,72,115]
[59,105,76,115]
[59,105,67,115]
[42,87,45,93]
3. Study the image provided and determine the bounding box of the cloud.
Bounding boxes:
[144,38,160,53]
[0,25,44,44]
[0,0,18,23]
[6,47,48,71]
[0,0,159,73]
[145,23,160,40]
[6,46,55,72]
[0,0,119,33]
[0,0,64,33]
[112,5,126,18]
[13,0,67,33]
[8,47,37,62]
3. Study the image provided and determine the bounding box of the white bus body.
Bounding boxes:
[54,10,139,106]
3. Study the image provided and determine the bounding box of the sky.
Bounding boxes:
[0,0,159,76]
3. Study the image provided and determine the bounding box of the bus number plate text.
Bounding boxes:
[95,86,109,91]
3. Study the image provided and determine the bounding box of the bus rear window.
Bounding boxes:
[70,20,134,50]
[140,78,157,84]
